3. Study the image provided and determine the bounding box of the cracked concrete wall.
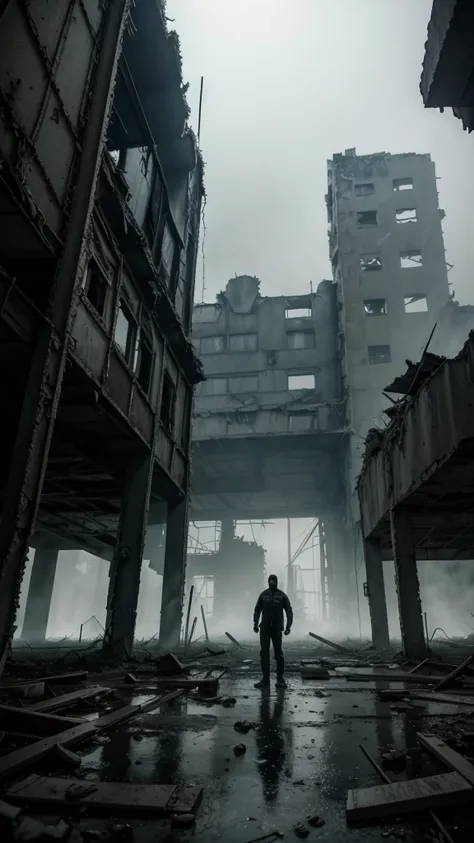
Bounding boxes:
[192,278,342,440]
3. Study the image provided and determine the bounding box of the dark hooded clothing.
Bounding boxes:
[253,575,293,632]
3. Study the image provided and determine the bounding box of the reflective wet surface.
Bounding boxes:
[69,671,474,842]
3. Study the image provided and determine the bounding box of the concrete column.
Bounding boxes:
[159,498,189,649]
[390,507,427,660]
[364,537,390,650]
[104,455,153,657]
[21,544,59,641]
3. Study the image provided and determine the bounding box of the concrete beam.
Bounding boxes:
[191,474,327,497]
[364,538,390,650]
[159,499,188,649]
[390,507,427,660]
[103,454,153,657]
[21,544,59,641]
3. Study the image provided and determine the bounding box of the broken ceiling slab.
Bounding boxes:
[384,351,445,396]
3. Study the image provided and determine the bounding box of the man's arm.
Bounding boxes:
[283,593,293,631]
[253,593,263,628]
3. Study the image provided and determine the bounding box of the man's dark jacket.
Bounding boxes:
[254,586,293,632]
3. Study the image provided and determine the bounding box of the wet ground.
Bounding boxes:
[63,668,474,842]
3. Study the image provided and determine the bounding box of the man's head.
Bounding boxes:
[268,574,278,591]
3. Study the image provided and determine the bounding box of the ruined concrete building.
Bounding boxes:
[326,149,450,496]
[190,275,351,617]
[421,0,474,132]
[0,1,203,665]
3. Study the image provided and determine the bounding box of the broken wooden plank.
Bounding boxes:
[225,632,243,649]
[408,658,429,674]
[417,733,474,787]
[346,772,472,822]
[0,721,97,781]
[342,671,443,685]
[300,667,330,679]
[28,686,110,713]
[0,705,85,736]
[139,690,183,714]
[54,744,81,768]
[409,691,474,707]
[6,775,203,815]
[309,632,354,654]
[0,671,88,692]
[434,655,474,692]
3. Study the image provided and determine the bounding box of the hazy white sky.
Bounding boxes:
[168,0,474,304]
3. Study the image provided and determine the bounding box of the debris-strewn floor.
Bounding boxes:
[2,638,474,842]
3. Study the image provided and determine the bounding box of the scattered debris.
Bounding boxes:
[308,815,325,828]
[233,743,247,756]
[171,813,196,828]
[308,632,354,654]
[381,750,407,771]
[220,695,237,708]
[53,744,81,769]
[293,821,310,838]
[234,720,254,734]
[300,667,330,679]
[434,654,474,692]
[225,632,244,649]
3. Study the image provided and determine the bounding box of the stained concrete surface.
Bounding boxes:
[63,671,474,843]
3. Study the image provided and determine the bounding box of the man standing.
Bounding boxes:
[253,574,293,688]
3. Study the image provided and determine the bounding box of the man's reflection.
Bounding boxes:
[255,690,286,805]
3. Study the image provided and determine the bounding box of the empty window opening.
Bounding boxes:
[228,333,257,352]
[199,335,226,353]
[368,345,391,365]
[160,373,176,432]
[193,304,220,324]
[393,178,413,191]
[364,298,387,316]
[400,251,422,268]
[288,373,316,390]
[357,210,378,228]
[396,208,417,224]
[360,254,382,272]
[114,302,136,362]
[285,306,312,319]
[355,182,375,197]
[228,374,258,393]
[85,261,108,316]
[287,330,315,350]
[289,412,319,431]
[404,295,428,313]
[136,335,153,393]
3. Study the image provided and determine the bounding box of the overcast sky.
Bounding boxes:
[168,0,474,305]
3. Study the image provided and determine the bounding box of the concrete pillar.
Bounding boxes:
[21,544,59,641]
[159,498,189,649]
[104,455,153,657]
[364,537,390,650]
[390,507,427,660]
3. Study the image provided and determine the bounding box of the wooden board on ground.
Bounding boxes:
[346,771,473,822]
[0,705,85,735]
[6,775,203,815]
[0,672,88,692]
[434,655,474,692]
[341,671,444,685]
[309,632,354,654]
[417,732,474,787]
[300,667,330,679]
[0,721,97,781]
[28,686,110,713]
[410,691,474,707]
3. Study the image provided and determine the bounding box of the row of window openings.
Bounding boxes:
[199,372,317,396]
[355,177,413,197]
[360,251,423,272]
[357,207,418,228]
[194,305,312,324]
[203,412,319,432]
[194,330,315,354]
[364,295,428,316]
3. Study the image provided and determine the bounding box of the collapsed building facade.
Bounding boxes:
[0,0,203,665]
[421,0,474,133]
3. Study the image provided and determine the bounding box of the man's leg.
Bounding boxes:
[272,629,285,685]
[256,627,271,687]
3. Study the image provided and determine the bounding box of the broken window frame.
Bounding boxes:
[160,371,176,433]
[396,207,417,224]
[404,295,428,313]
[364,299,387,316]
[393,177,413,191]
[288,373,316,391]
[360,254,382,272]
[287,330,315,350]
[84,259,110,318]
[289,412,319,432]
[228,333,258,352]
[400,250,423,269]
[368,345,391,365]
[356,210,378,228]
[198,335,227,354]
[354,182,375,197]
[114,299,137,365]
[285,307,312,319]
